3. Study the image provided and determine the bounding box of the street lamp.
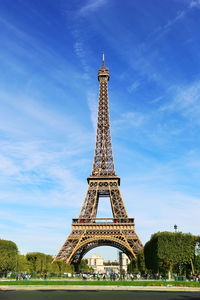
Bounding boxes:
[174,224,181,276]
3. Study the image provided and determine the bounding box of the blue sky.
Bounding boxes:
[1,0,200,260]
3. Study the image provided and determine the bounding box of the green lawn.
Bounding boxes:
[0,280,200,287]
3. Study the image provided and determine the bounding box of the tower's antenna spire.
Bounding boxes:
[102,52,105,67]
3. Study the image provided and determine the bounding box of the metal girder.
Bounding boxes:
[78,179,128,220]
[91,73,116,177]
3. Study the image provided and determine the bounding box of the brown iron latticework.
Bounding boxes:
[54,54,143,268]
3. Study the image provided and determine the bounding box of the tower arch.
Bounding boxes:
[68,234,137,266]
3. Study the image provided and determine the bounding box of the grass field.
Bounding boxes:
[0,280,200,287]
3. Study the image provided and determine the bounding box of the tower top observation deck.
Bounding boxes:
[98,52,110,81]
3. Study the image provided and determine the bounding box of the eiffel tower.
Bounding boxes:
[54,54,143,268]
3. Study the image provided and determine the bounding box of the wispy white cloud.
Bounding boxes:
[0,208,73,254]
[190,0,200,8]
[0,138,87,196]
[0,16,57,64]
[113,111,146,129]
[127,80,141,93]
[160,80,200,123]
[0,88,91,216]
[160,10,186,33]
[69,0,107,79]
[0,15,82,91]
[145,8,188,44]
[151,96,163,104]
[78,0,107,16]
[0,89,90,143]
[123,6,191,87]
[122,177,200,243]
[0,154,19,176]
[72,30,90,79]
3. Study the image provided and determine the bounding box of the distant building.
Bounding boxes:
[87,253,130,274]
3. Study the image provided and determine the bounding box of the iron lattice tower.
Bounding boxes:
[54,55,143,268]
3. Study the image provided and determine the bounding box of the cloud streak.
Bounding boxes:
[190,0,200,8]
[160,80,200,123]
[78,0,107,16]
[113,111,146,129]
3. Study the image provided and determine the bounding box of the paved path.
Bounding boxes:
[1,290,200,300]
[0,285,200,291]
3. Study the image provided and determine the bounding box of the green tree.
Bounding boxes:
[0,239,18,277]
[26,252,52,274]
[51,260,63,275]
[194,241,200,273]
[26,253,74,276]
[137,250,146,274]
[78,259,93,273]
[51,260,74,275]
[127,250,146,274]
[144,232,197,279]
[194,254,200,273]
[26,252,40,273]
[16,254,29,273]
[127,257,137,273]
[62,262,74,273]
[104,261,119,266]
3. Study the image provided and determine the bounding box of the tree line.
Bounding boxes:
[128,232,200,279]
[0,239,78,278]
[1,231,200,279]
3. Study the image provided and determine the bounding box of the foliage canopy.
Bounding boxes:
[144,231,197,274]
[0,239,18,276]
